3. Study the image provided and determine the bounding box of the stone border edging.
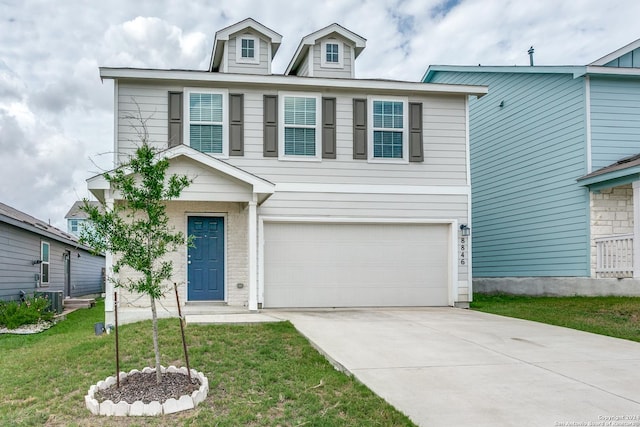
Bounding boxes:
[85,365,208,416]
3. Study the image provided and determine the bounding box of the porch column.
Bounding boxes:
[248,196,258,311]
[104,193,116,324]
[634,181,640,278]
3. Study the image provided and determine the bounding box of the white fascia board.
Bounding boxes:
[260,216,459,225]
[302,23,366,52]
[275,183,470,196]
[166,145,275,194]
[590,38,640,66]
[215,18,282,45]
[99,67,488,97]
[87,174,110,190]
[87,145,275,199]
[585,65,640,77]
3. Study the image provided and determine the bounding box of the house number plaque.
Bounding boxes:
[460,237,466,266]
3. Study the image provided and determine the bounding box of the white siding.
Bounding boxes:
[116,83,469,187]
[226,30,270,75]
[167,157,255,202]
[114,81,471,300]
[312,35,353,79]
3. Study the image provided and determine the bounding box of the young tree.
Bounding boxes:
[80,141,191,384]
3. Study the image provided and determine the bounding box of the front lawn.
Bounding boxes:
[471,293,640,343]
[0,300,414,426]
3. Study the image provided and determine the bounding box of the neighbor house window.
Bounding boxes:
[369,97,408,162]
[321,41,342,68]
[41,241,50,285]
[69,219,78,233]
[185,89,228,157]
[279,93,321,160]
[236,35,259,64]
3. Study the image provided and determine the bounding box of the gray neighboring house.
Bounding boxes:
[0,202,105,302]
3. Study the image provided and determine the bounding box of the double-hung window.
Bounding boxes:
[321,40,342,68]
[185,89,228,157]
[369,97,408,162]
[279,93,321,160]
[41,241,50,285]
[237,35,259,64]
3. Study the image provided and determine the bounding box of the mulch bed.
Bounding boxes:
[94,372,201,404]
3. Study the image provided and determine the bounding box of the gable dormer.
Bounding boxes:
[590,38,640,68]
[209,18,282,74]
[285,23,366,78]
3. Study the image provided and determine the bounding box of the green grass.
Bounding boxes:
[0,300,414,426]
[471,293,640,342]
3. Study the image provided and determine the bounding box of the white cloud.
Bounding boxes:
[102,16,209,69]
[1,0,640,229]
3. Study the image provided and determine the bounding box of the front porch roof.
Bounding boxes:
[87,144,275,204]
[577,153,640,191]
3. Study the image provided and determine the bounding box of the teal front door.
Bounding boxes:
[188,216,224,301]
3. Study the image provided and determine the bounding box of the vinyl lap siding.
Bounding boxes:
[429,71,589,277]
[0,223,41,300]
[117,83,470,187]
[0,222,105,300]
[70,250,105,297]
[227,36,270,75]
[590,76,640,170]
[312,38,353,79]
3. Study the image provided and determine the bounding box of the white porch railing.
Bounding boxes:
[595,234,634,278]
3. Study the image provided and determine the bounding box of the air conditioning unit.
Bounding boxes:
[36,291,63,314]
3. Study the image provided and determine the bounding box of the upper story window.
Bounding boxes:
[185,88,229,157]
[69,219,79,233]
[236,35,260,64]
[321,40,343,68]
[326,43,339,63]
[279,93,321,160]
[242,38,255,58]
[369,97,408,162]
[41,241,50,285]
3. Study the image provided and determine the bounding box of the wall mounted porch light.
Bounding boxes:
[460,224,471,236]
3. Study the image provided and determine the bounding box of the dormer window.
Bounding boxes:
[242,39,254,58]
[321,40,343,68]
[326,43,339,63]
[237,35,260,64]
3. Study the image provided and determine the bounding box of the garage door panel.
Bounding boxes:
[264,222,450,308]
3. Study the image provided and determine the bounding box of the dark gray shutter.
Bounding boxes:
[229,94,244,156]
[322,97,336,159]
[353,98,367,159]
[263,95,278,157]
[408,102,424,162]
[168,92,183,148]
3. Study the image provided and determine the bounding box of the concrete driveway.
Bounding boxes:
[272,308,640,427]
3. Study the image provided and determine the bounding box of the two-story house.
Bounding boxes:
[89,18,487,324]
[65,201,100,237]
[424,38,640,296]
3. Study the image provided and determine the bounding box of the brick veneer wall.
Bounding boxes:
[115,201,249,312]
[590,184,634,277]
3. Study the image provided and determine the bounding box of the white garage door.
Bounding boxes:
[263,222,450,308]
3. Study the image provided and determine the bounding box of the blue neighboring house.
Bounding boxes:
[423,39,640,295]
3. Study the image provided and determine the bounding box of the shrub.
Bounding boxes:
[0,295,55,329]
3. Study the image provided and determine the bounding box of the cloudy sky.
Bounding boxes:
[1,0,639,230]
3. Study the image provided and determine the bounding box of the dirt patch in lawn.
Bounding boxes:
[94,372,200,404]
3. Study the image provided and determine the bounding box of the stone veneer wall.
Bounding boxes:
[115,201,249,314]
[590,184,634,277]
